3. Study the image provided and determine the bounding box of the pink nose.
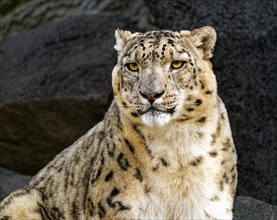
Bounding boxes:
[139,91,164,104]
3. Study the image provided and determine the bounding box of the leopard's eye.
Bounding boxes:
[171,60,185,69]
[126,63,139,72]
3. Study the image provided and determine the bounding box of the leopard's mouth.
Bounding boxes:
[137,106,176,115]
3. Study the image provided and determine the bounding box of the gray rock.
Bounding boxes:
[145,0,277,205]
[0,14,135,106]
[0,167,31,199]
[234,196,277,220]
[0,0,155,40]
[0,14,138,175]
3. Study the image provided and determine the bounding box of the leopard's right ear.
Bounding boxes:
[191,26,217,60]
[114,28,134,52]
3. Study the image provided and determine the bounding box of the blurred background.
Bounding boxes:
[0,0,276,208]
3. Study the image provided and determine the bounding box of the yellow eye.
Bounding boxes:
[171,60,185,69]
[126,63,139,72]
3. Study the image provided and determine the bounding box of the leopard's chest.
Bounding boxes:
[130,135,219,219]
[131,160,216,219]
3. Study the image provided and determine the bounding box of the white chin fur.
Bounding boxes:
[141,111,171,126]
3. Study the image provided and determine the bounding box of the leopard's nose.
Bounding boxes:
[139,90,165,104]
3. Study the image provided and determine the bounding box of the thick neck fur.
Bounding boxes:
[108,96,219,170]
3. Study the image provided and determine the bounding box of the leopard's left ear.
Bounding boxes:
[191,26,217,59]
[114,28,134,52]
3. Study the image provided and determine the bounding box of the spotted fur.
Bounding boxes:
[0,26,237,220]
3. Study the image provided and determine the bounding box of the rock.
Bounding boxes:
[0,14,138,175]
[234,196,277,220]
[0,167,31,199]
[0,0,155,40]
[145,0,277,205]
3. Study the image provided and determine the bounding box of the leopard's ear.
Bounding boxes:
[191,26,217,59]
[114,28,133,52]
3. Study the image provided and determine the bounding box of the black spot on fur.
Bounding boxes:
[222,138,232,151]
[87,198,95,216]
[223,173,229,184]
[211,134,217,144]
[122,102,128,108]
[209,151,218,158]
[196,117,206,123]
[72,202,79,218]
[134,168,143,182]
[160,158,169,167]
[105,171,114,182]
[187,107,194,111]
[117,153,130,171]
[189,156,203,166]
[98,203,106,218]
[195,99,202,106]
[200,80,205,89]
[219,180,224,191]
[131,112,138,117]
[124,138,135,154]
[108,143,116,158]
[205,90,213,95]
[107,188,120,208]
[231,173,236,183]
[91,168,102,185]
[117,202,130,211]
[51,206,64,218]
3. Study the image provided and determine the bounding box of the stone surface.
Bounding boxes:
[234,196,277,220]
[0,0,155,40]
[0,14,138,175]
[145,0,277,205]
[0,167,31,199]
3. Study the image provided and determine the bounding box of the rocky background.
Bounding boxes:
[0,0,276,217]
